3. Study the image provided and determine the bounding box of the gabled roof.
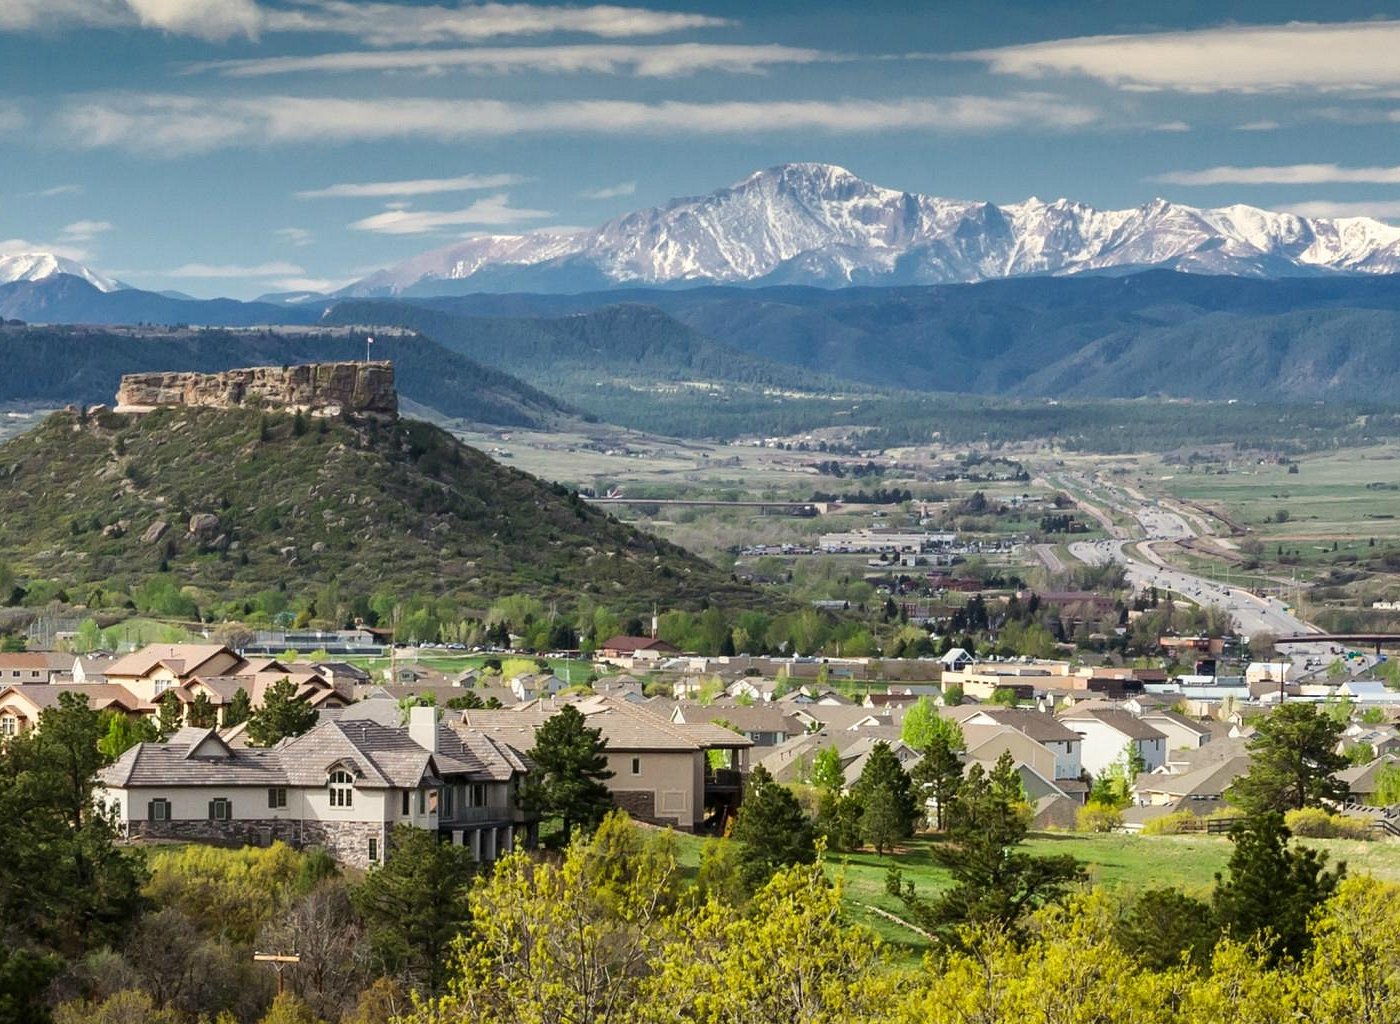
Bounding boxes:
[0,683,148,714]
[1059,708,1167,742]
[104,644,242,680]
[100,729,286,788]
[463,694,752,753]
[597,636,680,655]
[1135,756,1251,800]
[967,708,1082,744]
[1140,709,1214,737]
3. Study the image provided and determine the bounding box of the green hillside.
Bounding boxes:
[0,405,762,621]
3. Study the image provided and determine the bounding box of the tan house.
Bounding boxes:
[595,636,680,667]
[102,644,246,703]
[0,653,77,686]
[463,694,750,832]
[0,683,148,738]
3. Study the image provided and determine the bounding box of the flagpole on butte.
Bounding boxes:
[365,335,374,363]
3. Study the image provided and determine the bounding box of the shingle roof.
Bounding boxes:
[1135,756,1251,800]
[0,682,148,712]
[973,708,1082,743]
[462,694,752,752]
[1060,708,1168,742]
[104,644,240,680]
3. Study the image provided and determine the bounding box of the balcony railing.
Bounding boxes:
[441,805,513,824]
[704,769,745,791]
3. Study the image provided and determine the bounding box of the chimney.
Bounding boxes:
[409,705,437,753]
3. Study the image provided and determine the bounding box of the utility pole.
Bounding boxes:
[252,952,300,995]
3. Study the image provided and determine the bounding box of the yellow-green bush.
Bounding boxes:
[1076,802,1124,833]
[1284,807,1373,840]
[1141,811,1196,835]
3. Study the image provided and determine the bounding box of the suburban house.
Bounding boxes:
[102,644,247,703]
[954,706,1084,781]
[669,702,805,748]
[96,707,532,868]
[595,636,681,666]
[0,652,78,685]
[1060,707,1168,776]
[0,683,149,738]
[1337,754,1400,805]
[1139,710,1214,755]
[463,694,751,832]
[1132,755,1252,810]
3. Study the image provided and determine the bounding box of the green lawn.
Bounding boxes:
[672,829,1400,963]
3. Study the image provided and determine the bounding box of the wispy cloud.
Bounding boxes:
[27,184,84,198]
[1151,121,1190,132]
[961,19,1400,93]
[194,43,845,79]
[1278,199,1400,220]
[1234,120,1280,132]
[297,172,526,199]
[579,180,637,200]
[266,275,355,293]
[126,0,261,41]
[59,93,1101,154]
[1155,163,1400,186]
[348,194,553,234]
[0,102,25,133]
[59,219,113,241]
[274,226,313,245]
[164,260,306,278]
[259,1,731,46]
[0,237,90,260]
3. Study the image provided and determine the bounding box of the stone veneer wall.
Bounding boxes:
[125,817,388,869]
[115,361,396,419]
[610,790,694,831]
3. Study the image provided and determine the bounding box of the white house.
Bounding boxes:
[1059,708,1167,777]
[96,708,531,868]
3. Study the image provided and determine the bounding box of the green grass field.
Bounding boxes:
[672,829,1400,963]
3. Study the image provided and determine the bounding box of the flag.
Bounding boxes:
[367,336,374,346]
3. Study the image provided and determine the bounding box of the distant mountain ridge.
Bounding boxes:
[341,163,1400,295]
[0,252,125,292]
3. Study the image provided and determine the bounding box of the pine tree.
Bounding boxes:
[730,765,817,890]
[911,731,963,831]
[156,695,184,739]
[519,704,614,843]
[1227,702,1348,815]
[223,687,252,728]
[850,742,919,848]
[186,691,218,729]
[246,679,318,747]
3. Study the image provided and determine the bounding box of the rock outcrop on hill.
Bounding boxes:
[115,361,397,418]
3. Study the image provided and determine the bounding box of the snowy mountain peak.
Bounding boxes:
[0,252,125,292]
[343,164,1400,296]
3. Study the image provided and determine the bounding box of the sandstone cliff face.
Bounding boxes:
[115,361,397,418]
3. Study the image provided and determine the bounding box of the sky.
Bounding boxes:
[5,0,1400,297]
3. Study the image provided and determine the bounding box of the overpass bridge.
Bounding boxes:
[1274,634,1400,655]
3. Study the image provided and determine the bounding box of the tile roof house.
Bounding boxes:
[462,694,750,832]
[96,707,533,869]
[0,683,149,738]
[102,644,246,703]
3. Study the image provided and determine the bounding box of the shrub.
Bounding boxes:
[1141,811,1196,836]
[1076,801,1124,833]
[1284,807,1373,840]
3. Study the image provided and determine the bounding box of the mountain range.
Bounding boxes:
[8,164,1400,305]
[339,163,1400,295]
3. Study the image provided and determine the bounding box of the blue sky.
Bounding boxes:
[5,0,1400,297]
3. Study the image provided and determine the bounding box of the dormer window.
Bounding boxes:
[329,769,355,808]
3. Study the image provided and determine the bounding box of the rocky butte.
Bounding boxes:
[113,361,397,419]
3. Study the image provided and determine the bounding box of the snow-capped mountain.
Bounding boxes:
[342,163,1400,296]
[0,252,125,292]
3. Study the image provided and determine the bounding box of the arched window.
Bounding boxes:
[329,769,355,808]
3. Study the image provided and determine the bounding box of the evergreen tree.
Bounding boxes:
[1212,812,1344,964]
[246,679,318,747]
[223,687,252,728]
[1115,887,1218,971]
[850,742,919,848]
[815,790,863,851]
[519,704,614,843]
[911,731,963,831]
[730,765,817,890]
[187,691,218,730]
[351,825,475,1001]
[1227,702,1348,815]
[156,695,185,739]
[894,763,1082,945]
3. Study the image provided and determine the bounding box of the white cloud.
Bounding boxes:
[260,1,730,46]
[1277,200,1400,220]
[1151,121,1190,132]
[1155,163,1400,186]
[0,102,25,133]
[1235,120,1280,132]
[0,0,127,32]
[348,194,553,234]
[59,219,113,241]
[0,237,90,260]
[296,172,526,199]
[194,42,841,78]
[59,93,1101,153]
[164,260,305,277]
[580,180,637,200]
[275,226,313,245]
[125,0,261,40]
[962,20,1400,93]
[266,275,354,293]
